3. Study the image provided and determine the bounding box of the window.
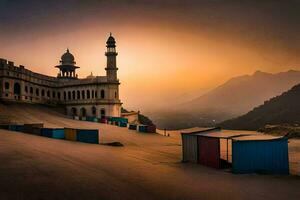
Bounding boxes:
[30,87,33,94]
[52,91,56,98]
[77,91,80,99]
[25,86,28,93]
[100,109,105,118]
[47,90,50,97]
[92,106,96,116]
[5,82,9,90]
[92,90,94,99]
[68,91,71,100]
[72,91,75,100]
[82,90,85,99]
[101,90,105,99]
[80,107,86,117]
[95,91,98,98]
[114,91,117,98]
[71,107,77,116]
[58,92,61,100]
[36,88,39,96]
[87,90,90,99]
[14,83,21,95]
[41,89,45,96]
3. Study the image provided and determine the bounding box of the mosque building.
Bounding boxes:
[0,34,122,118]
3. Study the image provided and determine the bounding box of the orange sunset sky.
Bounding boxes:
[0,0,299,111]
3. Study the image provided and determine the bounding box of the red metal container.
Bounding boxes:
[100,118,108,123]
[198,136,220,168]
[147,125,156,133]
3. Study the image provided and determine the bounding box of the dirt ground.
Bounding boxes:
[0,104,300,200]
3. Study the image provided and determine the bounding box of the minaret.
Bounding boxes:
[105,33,118,82]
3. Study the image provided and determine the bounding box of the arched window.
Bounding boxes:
[64,91,66,100]
[77,91,80,99]
[95,91,98,98]
[30,87,33,94]
[5,82,9,90]
[52,91,56,98]
[115,91,117,98]
[92,90,94,99]
[47,91,50,97]
[25,86,28,93]
[82,90,85,99]
[71,107,77,116]
[41,89,45,96]
[92,106,96,116]
[58,92,61,100]
[100,109,106,118]
[72,91,76,100]
[80,107,86,117]
[14,82,21,95]
[36,88,39,96]
[68,91,71,100]
[101,89,105,99]
[87,90,90,99]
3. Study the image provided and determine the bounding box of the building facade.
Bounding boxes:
[0,34,122,118]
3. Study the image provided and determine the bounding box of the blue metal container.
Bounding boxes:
[129,124,137,130]
[119,122,127,127]
[76,129,99,144]
[138,125,148,133]
[41,128,65,139]
[232,138,289,174]
[8,125,24,132]
[110,117,128,124]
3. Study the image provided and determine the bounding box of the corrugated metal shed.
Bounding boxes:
[232,135,289,174]
[182,134,198,163]
[181,127,220,163]
[198,136,220,168]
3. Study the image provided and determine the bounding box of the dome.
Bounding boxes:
[61,49,75,65]
[106,33,116,47]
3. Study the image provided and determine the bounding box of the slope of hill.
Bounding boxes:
[150,70,300,129]
[220,83,300,130]
[185,70,300,117]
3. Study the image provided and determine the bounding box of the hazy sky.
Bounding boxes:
[0,0,299,111]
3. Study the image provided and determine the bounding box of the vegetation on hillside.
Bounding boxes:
[220,83,300,130]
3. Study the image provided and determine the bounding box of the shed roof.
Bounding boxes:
[194,129,259,139]
[181,127,218,135]
[232,134,284,141]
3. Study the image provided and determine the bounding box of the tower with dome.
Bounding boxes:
[0,34,122,118]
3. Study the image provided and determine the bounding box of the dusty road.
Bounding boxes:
[0,104,300,200]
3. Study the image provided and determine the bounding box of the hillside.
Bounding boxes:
[185,70,300,117]
[150,70,300,129]
[220,83,300,130]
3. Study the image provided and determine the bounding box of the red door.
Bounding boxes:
[198,136,220,168]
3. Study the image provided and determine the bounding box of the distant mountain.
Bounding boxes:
[149,70,300,129]
[183,70,300,119]
[220,83,300,130]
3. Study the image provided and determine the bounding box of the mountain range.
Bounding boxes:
[150,70,300,129]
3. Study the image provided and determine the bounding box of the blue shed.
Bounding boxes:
[232,135,289,174]
[41,128,65,139]
[119,122,127,127]
[138,125,148,133]
[76,129,99,144]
